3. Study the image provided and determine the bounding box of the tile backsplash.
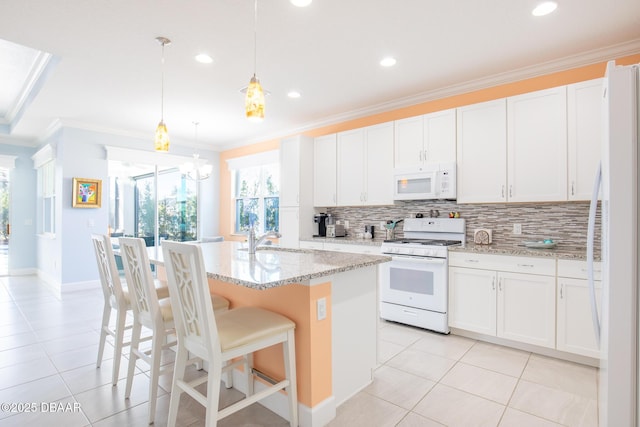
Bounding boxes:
[323,200,600,249]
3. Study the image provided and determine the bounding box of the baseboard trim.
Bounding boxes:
[7,268,37,276]
[230,369,336,427]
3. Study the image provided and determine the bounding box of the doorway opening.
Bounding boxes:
[0,168,9,276]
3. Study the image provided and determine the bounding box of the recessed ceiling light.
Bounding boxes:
[195,53,213,64]
[288,91,301,99]
[380,57,397,67]
[532,1,558,16]
[290,0,312,6]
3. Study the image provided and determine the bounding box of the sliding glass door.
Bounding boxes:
[109,161,198,247]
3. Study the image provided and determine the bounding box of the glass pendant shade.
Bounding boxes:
[154,120,170,152]
[245,75,265,122]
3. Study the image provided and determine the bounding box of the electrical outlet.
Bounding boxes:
[513,223,522,235]
[344,220,349,229]
[379,221,386,230]
[317,297,327,320]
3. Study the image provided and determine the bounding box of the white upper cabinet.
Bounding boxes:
[456,99,507,203]
[394,109,456,169]
[313,134,337,207]
[507,86,568,202]
[337,122,394,206]
[567,78,603,200]
[336,129,365,206]
[279,135,314,247]
[364,122,395,205]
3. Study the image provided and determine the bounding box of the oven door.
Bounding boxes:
[380,254,447,312]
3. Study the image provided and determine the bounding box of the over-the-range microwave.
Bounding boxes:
[393,162,456,200]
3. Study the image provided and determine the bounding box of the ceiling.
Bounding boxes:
[0,0,639,151]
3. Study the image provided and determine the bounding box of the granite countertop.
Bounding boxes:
[449,242,596,261]
[299,236,384,247]
[301,235,595,261]
[150,241,391,290]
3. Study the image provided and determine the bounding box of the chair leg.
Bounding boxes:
[205,362,222,427]
[96,303,111,368]
[111,309,127,386]
[223,360,233,388]
[167,347,189,427]
[125,321,142,399]
[147,329,164,424]
[245,352,254,397]
[284,330,298,427]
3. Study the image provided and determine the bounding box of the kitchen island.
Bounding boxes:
[152,241,390,427]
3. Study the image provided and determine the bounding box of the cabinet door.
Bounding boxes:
[449,267,497,335]
[364,122,394,205]
[424,108,456,163]
[497,272,556,348]
[456,99,507,203]
[557,277,602,358]
[394,116,423,169]
[337,129,365,206]
[567,79,603,201]
[507,87,568,202]
[314,134,337,207]
[279,137,300,207]
[278,207,299,248]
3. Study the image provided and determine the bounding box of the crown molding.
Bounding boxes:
[225,38,640,149]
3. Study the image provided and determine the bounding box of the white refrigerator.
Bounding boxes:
[589,60,639,426]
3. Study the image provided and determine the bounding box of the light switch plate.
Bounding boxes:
[317,297,326,321]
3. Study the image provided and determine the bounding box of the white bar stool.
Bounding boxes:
[161,240,298,427]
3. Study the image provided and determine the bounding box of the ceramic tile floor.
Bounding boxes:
[0,275,599,427]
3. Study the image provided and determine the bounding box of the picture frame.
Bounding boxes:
[72,177,101,208]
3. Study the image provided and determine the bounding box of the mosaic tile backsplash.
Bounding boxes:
[322,200,601,250]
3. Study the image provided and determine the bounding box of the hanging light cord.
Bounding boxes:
[160,41,166,121]
[253,0,258,77]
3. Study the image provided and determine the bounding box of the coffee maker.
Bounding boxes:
[313,213,328,237]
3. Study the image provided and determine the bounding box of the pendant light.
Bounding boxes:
[245,0,265,122]
[154,36,171,152]
[180,122,213,181]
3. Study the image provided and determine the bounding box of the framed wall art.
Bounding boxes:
[72,177,101,208]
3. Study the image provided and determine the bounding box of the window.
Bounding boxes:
[233,163,279,234]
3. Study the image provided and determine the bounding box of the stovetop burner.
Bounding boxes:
[383,238,462,247]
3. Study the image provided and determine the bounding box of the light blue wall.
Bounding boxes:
[0,143,37,273]
[52,127,220,287]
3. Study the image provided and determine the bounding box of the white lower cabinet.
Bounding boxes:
[449,253,556,349]
[497,271,556,348]
[556,260,602,358]
[449,267,497,335]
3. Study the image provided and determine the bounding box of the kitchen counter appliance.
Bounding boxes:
[313,213,328,237]
[380,217,466,333]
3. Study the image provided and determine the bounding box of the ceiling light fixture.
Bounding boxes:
[532,1,558,16]
[245,0,265,122]
[380,57,397,67]
[287,90,301,98]
[154,36,171,152]
[290,0,312,7]
[195,53,213,64]
[180,122,213,180]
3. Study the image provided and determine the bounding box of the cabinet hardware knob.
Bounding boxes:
[560,284,564,299]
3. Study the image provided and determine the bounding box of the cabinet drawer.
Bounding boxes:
[557,259,602,280]
[449,252,555,276]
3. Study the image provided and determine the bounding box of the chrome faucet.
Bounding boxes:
[247,228,281,254]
